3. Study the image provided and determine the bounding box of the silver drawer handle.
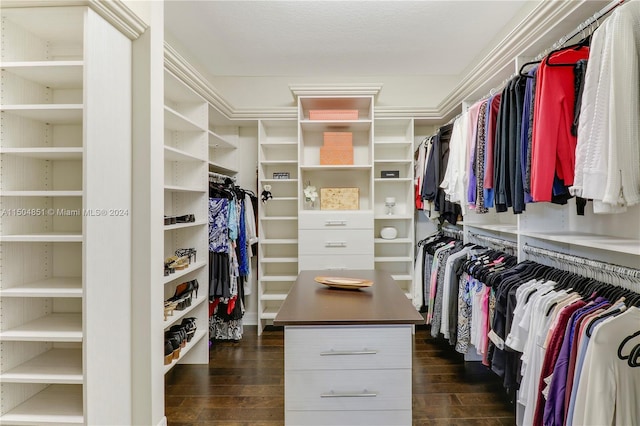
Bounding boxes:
[325,241,347,247]
[320,349,378,356]
[325,220,347,226]
[321,390,377,398]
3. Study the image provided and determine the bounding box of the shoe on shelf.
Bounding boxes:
[175,248,197,264]
[164,300,178,321]
[164,216,177,226]
[181,317,197,342]
[165,332,182,360]
[175,214,195,223]
[169,325,188,348]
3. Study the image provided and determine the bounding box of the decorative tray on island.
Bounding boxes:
[314,276,374,290]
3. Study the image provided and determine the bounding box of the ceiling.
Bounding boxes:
[163,0,610,123]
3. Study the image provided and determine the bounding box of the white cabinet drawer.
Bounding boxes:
[299,211,373,230]
[298,254,373,270]
[285,325,412,370]
[286,409,411,426]
[285,369,411,411]
[298,229,373,255]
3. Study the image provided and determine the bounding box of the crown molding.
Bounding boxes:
[0,0,147,40]
[437,1,587,117]
[289,84,383,99]
[375,107,441,121]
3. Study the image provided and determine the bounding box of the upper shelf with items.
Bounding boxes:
[298,96,373,122]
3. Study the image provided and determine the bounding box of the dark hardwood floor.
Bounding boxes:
[165,325,516,425]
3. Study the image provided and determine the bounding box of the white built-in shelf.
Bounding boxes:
[299,120,372,131]
[260,275,298,282]
[163,260,206,285]
[208,161,238,175]
[208,130,236,149]
[260,179,297,184]
[1,191,83,197]
[268,197,298,202]
[300,165,371,171]
[164,220,207,231]
[374,238,412,244]
[261,307,279,320]
[0,232,82,242]
[0,277,82,298]
[164,185,206,193]
[465,223,518,235]
[375,214,413,220]
[374,178,412,182]
[261,216,298,221]
[164,146,204,162]
[1,61,84,88]
[1,105,83,124]
[260,141,298,146]
[374,256,412,262]
[374,141,413,146]
[163,295,207,328]
[164,329,208,374]
[164,106,205,132]
[260,291,288,301]
[0,349,83,384]
[260,238,299,244]
[261,160,298,165]
[260,257,298,263]
[519,231,640,256]
[391,274,413,282]
[0,147,83,160]
[0,313,82,342]
[0,384,83,425]
[374,159,412,164]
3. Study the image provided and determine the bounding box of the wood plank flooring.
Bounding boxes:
[165,325,516,425]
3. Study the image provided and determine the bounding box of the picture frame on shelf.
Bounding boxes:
[273,172,290,179]
[381,170,400,178]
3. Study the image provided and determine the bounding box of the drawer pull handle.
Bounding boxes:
[325,220,347,226]
[325,241,347,247]
[321,390,378,398]
[320,349,378,356]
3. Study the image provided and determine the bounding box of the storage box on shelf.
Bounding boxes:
[1,5,131,424]
[258,119,299,334]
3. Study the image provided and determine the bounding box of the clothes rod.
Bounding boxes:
[468,232,518,250]
[209,171,236,182]
[441,226,464,240]
[522,244,640,281]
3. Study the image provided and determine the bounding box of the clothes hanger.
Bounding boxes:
[518,60,540,78]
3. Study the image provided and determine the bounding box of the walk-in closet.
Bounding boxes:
[1,1,638,425]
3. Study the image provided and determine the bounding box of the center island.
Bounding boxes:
[274,269,424,426]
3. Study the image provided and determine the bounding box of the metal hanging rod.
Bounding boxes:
[441,226,464,240]
[468,232,518,251]
[208,171,236,183]
[522,244,640,282]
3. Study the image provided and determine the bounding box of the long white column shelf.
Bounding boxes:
[300,165,371,171]
[300,119,372,131]
[260,275,298,282]
[164,106,205,132]
[261,307,279,320]
[260,179,298,184]
[0,313,82,342]
[164,146,205,162]
[163,260,206,285]
[0,277,82,298]
[260,291,289,301]
[465,223,519,235]
[0,385,83,425]
[0,349,83,384]
[0,233,83,242]
[164,220,207,231]
[163,329,208,374]
[1,61,84,87]
[163,295,207,328]
[519,231,640,256]
[0,148,83,160]
[208,130,236,149]
[164,185,206,193]
[2,105,83,124]
[1,191,83,197]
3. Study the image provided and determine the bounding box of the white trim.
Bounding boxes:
[289,84,383,98]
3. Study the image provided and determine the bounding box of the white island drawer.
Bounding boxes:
[286,409,412,425]
[298,254,373,270]
[285,368,411,411]
[298,229,374,255]
[285,325,412,370]
[299,211,373,230]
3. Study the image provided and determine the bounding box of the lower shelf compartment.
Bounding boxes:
[0,349,82,384]
[0,384,83,425]
[164,329,208,374]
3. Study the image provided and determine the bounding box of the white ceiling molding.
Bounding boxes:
[375,106,441,122]
[289,84,383,99]
[1,0,147,40]
[437,1,588,120]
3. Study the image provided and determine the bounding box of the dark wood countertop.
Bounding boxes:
[273,270,424,326]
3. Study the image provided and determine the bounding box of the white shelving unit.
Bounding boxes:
[374,118,416,300]
[162,68,209,374]
[257,119,299,334]
[208,104,239,176]
[1,5,132,424]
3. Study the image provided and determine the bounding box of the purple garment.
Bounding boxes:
[520,66,537,204]
[543,297,608,426]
